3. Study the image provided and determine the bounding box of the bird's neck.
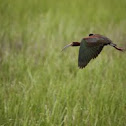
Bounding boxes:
[72,42,80,46]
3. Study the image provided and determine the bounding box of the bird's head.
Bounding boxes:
[62,42,80,51]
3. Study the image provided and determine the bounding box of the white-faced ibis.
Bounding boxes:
[62,34,125,68]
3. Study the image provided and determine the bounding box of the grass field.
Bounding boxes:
[0,0,126,125]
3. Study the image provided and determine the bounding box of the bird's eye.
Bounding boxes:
[89,34,94,36]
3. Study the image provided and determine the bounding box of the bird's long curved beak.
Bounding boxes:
[62,43,73,51]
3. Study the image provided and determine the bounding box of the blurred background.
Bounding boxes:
[0,0,126,125]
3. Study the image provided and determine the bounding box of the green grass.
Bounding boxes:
[0,0,126,125]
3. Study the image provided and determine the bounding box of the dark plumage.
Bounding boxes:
[62,34,125,68]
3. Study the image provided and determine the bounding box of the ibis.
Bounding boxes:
[62,34,125,68]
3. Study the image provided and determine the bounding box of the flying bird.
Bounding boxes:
[62,34,125,68]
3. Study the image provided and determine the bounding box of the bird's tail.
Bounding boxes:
[110,43,125,52]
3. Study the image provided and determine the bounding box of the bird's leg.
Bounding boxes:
[62,42,80,51]
[113,46,125,51]
[110,43,125,52]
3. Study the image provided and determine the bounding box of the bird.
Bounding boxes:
[62,34,125,69]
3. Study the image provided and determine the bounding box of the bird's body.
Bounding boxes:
[62,34,125,68]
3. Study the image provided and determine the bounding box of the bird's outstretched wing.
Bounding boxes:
[78,39,104,68]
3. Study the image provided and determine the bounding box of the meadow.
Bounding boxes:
[0,0,126,125]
